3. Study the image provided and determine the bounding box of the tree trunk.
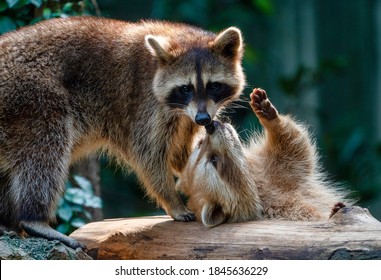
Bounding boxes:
[70,206,381,260]
[70,156,103,221]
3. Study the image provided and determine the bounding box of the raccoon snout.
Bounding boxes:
[195,112,212,126]
[205,120,219,134]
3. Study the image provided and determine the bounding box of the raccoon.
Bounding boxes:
[0,16,245,248]
[178,88,352,227]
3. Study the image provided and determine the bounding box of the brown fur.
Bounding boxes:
[0,16,245,248]
[178,88,353,227]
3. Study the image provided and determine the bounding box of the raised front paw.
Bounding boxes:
[249,88,278,121]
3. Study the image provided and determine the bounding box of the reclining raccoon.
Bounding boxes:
[178,88,352,227]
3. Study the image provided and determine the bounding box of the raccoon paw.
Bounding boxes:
[250,88,278,121]
[329,202,346,218]
[21,221,85,250]
[173,212,196,222]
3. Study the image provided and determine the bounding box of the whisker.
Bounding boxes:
[226,102,248,110]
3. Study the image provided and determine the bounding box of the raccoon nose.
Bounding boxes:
[195,112,212,126]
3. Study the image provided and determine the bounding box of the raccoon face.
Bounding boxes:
[190,121,247,195]
[145,27,245,125]
[178,120,257,227]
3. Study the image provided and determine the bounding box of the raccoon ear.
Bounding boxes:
[212,27,243,60]
[145,35,174,64]
[201,202,226,227]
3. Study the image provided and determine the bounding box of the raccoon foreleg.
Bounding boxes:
[249,88,316,186]
[134,160,195,222]
[250,88,279,122]
[147,177,196,222]
[250,88,314,161]
[21,221,84,249]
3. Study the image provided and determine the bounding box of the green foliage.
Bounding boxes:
[278,57,348,99]
[321,120,381,201]
[56,175,102,235]
[278,57,381,201]
[152,0,274,30]
[0,0,97,35]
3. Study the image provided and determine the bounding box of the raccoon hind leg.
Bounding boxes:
[21,221,85,249]
[7,137,84,249]
[3,88,83,249]
[0,170,17,233]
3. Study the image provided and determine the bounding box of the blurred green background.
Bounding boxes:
[1,0,381,221]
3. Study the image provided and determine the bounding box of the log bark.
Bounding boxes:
[70,206,381,260]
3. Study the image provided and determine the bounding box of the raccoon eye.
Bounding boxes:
[209,82,222,92]
[180,85,192,94]
[210,154,220,168]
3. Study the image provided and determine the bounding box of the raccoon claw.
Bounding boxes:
[329,202,346,218]
[174,212,196,222]
[183,212,196,221]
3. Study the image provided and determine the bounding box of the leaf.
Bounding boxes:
[73,175,93,193]
[56,223,71,235]
[7,0,29,9]
[84,195,102,208]
[0,16,16,34]
[252,0,274,15]
[70,204,83,213]
[82,209,93,220]
[62,2,73,13]
[42,7,51,19]
[29,0,42,8]
[70,217,87,228]
[64,188,86,205]
[0,2,8,12]
[5,0,19,8]
[29,16,42,25]
[57,204,73,222]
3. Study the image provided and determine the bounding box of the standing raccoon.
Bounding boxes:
[0,17,245,248]
[178,88,352,227]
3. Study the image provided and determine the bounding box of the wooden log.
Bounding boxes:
[70,206,381,260]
